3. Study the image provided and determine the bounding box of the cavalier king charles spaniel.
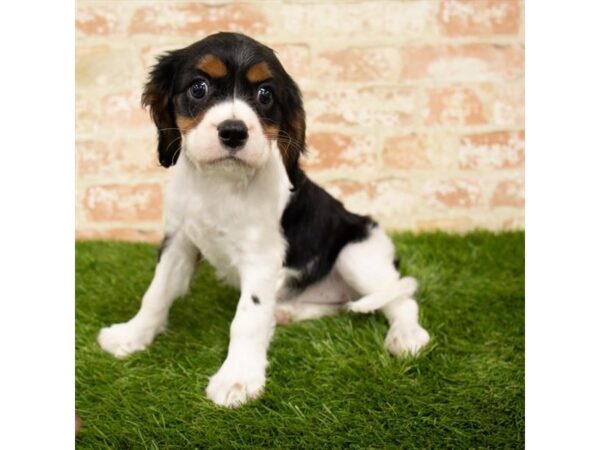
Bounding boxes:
[98,32,430,407]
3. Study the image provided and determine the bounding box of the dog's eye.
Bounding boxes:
[257,87,273,106]
[189,80,208,99]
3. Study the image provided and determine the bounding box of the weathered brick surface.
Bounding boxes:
[82,183,163,222]
[425,178,484,209]
[426,87,486,126]
[401,44,524,82]
[492,176,525,207]
[128,3,268,36]
[383,134,431,170]
[313,47,399,83]
[439,0,521,37]
[304,87,419,128]
[76,0,525,241]
[459,130,525,169]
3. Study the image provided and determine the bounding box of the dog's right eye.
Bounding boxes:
[188,80,208,99]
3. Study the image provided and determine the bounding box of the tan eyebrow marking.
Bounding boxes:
[196,54,227,78]
[246,62,272,83]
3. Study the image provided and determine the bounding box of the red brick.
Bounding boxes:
[324,180,376,199]
[322,180,378,216]
[383,134,430,169]
[304,87,418,128]
[426,87,486,125]
[492,177,524,207]
[76,228,162,243]
[271,2,437,38]
[439,0,520,36]
[76,5,120,36]
[313,47,398,82]
[459,130,524,169]
[83,184,163,222]
[76,138,163,177]
[269,44,311,81]
[76,45,141,89]
[305,132,377,171]
[77,140,110,177]
[479,83,524,127]
[75,93,99,135]
[129,3,267,36]
[100,91,149,128]
[425,179,483,208]
[401,44,524,81]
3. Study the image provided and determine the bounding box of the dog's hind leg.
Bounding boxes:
[274,270,351,324]
[275,301,342,324]
[335,226,430,356]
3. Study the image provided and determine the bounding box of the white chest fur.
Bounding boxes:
[163,149,291,288]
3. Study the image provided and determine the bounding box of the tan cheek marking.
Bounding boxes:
[176,113,205,135]
[260,120,279,140]
[246,62,272,83]
[258,119,286,159]
[197,54,227,78]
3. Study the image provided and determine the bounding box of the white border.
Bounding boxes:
[527,2,600,449]
[0,1,74,448]
[2,1,600,448]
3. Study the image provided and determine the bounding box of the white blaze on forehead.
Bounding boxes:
[200,98,260,129]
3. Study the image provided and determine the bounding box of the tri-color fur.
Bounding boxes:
[98,32,430,408]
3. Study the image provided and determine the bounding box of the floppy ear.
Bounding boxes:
[278,76,307,189]
[141,52,182,168]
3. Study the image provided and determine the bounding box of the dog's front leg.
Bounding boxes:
[206,265,278,407]
[98,232,199,357]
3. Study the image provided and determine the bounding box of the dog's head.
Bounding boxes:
[142,32,306,187]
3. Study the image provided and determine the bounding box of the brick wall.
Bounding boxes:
[76,0,524,242]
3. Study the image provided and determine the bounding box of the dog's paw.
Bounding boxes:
[206,361,266,408]
[346,277,419,314]
[97,321,164,358]
[274,304,294,325]
[398,276,419,298]
[385,322,430,356]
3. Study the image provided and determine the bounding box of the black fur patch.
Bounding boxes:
[251,295,260,305]
[281,174,376,290]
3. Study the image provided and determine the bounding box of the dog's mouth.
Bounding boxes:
[202,155,251,167]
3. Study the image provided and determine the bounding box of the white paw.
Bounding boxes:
[206,361,266,408]
[346,298,376,314]
[399,276,419,298]
[274,304,294,324]
[385,322,430,356]
[97,320,164,358]
[346,277,419,314]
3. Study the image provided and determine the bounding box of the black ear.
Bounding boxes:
[141,52,182,168]
[278,76,307,189]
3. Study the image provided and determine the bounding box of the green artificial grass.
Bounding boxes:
[76,231,524,449]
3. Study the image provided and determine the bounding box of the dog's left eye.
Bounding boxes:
[257,87,273,106]
[189,80,208,99]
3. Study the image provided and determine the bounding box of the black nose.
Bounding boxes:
[218,120,248,150]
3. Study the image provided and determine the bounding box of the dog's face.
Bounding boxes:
[142,32,306,185]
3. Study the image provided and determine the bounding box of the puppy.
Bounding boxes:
[98,32,430,407]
